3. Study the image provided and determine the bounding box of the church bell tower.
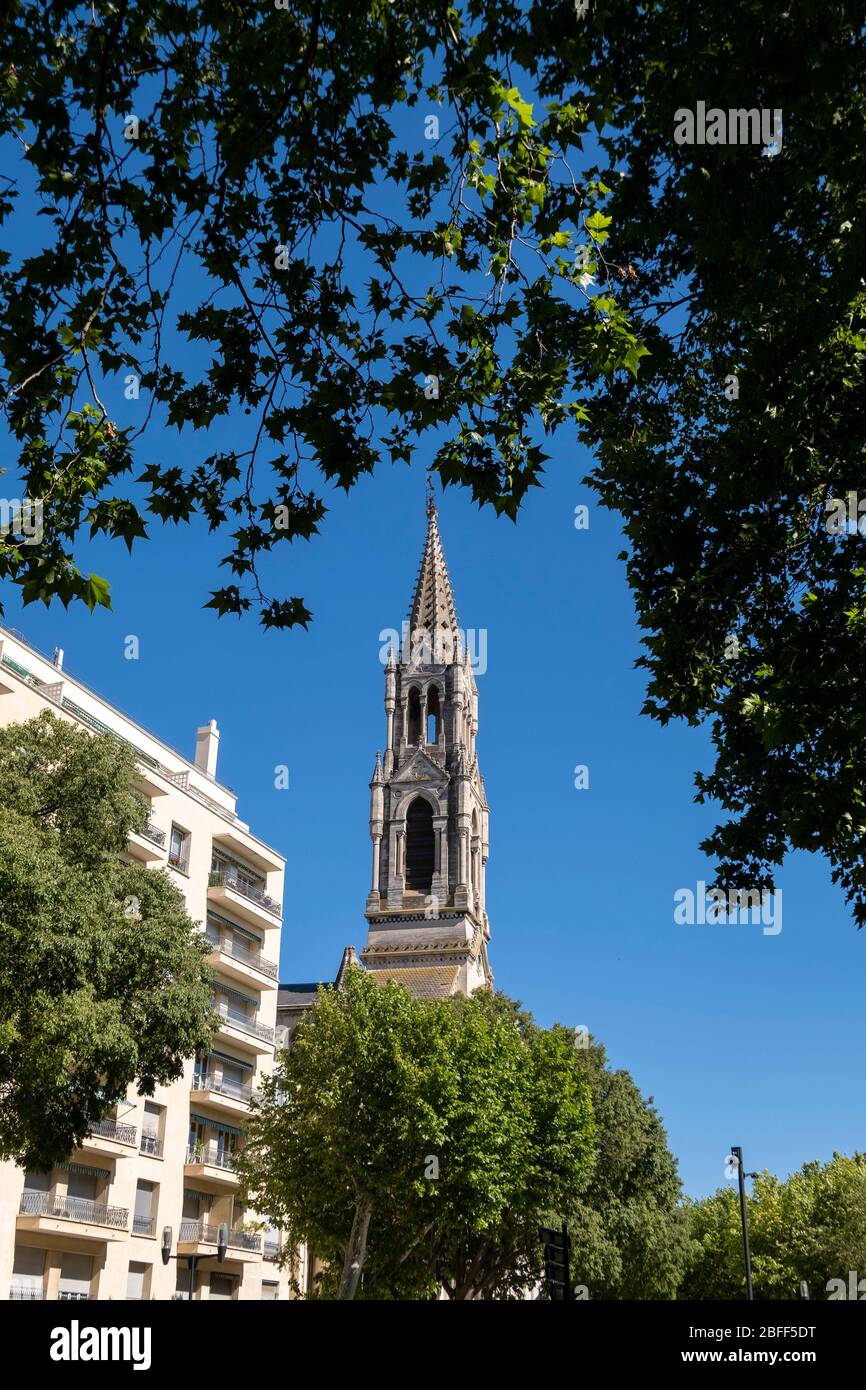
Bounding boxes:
[361,487,493,997]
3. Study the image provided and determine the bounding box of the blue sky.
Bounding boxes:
[0,48,862,1206]
[3,442,864,1200]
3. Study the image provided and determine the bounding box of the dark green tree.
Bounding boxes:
[0,709,215,1169]
[0,0,641,627]
[237,971,596,1299]
[566,1037,691,1299]
[4,2,866,922]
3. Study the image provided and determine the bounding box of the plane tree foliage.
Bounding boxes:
[0,710,214,1170]
[237,971,596,1299]
[2,2,866,919]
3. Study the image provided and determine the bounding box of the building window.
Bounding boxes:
[208,1273,236,1301]
[59,1253,93,1301]
[426,686,441,743]
[133,1180,157,1236]
[11,1246,45,1300]
[261,1282,279,1301]
[405,797,435,892]
[140,1102,164,1157]
[169,825,190,872]
[407,686,421,744]
[126,1262,151,1301]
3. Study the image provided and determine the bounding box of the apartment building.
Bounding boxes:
[0,625,292,1301]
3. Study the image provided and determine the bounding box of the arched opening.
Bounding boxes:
[426,686,441,744]
[405,798,435,893]
[407,687,421,744]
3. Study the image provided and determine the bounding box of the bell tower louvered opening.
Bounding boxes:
[405,797,434,893]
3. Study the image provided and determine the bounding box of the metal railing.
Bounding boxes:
[90,1118,137,1145]
[133,1215,155,1236]
[191,1072,260,1105]
[208,870,281,918]
[139,822,166,848]
[213,1001,275,1044]
[179,1220,261,1253]
[206,932,279,980]
[10,1287,44,1300]
[58,1291,90,1300]
[263,1240,280,1261]
[184,1143,237,1171]
[169,852,189,873]
[140,1133,163,1157]
[19,1190,128,1230]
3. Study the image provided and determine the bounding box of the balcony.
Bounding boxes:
[178,1220,261,1262]
[18,1191,129,1241]
[191,1072,260,1118]
[212,1001,275,1055]
[208,870,281,928]
[205,931,278,990]
[263,1240,280,1261]
[10,1287,44,1300]
[183,1142,240,1190]
[133,1215,155,1236]
[83,1117,138,1157]
[127,821,166,863]
[140,1133,163,1158]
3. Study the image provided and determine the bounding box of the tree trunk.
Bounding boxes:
[337,1193,373,1300]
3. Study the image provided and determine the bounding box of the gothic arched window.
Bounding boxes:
[405,798,435,893]
[407,687,421,744]
[426,686,441,744]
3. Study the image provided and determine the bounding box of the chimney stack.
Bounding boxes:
[194,719,220,778]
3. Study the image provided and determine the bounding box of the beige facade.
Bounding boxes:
[0,625,295,1301]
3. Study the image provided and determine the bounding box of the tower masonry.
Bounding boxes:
[361,491,493,999]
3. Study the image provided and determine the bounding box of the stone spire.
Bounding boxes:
[407,479,460,662]
[361,481,493,999]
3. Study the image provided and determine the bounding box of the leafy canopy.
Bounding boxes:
[569,1037,691,1300]
[681,1153,866,1300]
[0,710,215,1169]
[0,0,640,627]
[237,970,596,1299]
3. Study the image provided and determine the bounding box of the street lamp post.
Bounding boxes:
[161,1223,228,1300]
[729,1146,754,1301]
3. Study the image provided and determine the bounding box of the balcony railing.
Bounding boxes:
[208,870,281,918]
[19,1190,128,1230]
[133,1215,155,1236]
[185,1143,237,1171]
[58,1291,90,1300]
[90,1118,137,1145]
[263,1240,280,1261]
[213,1001,275,1045]
[139,822,166,848]
[192,1072,260,1105]
[206,932,279,980]
[169,852,189,873]
[140,1133,163,1157]
[10,1287,44,1300]
[179,1219,261,1252]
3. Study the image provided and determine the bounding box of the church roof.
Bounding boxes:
[407,487,460,653]
[368,965,460,1000]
